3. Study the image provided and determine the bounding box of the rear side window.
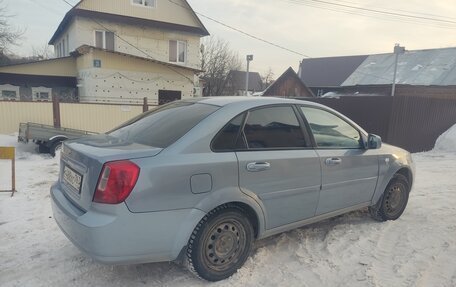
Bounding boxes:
[243,106,307,149]
[109,102,218,148]
[301,106,362,149]
[212,114,246,151]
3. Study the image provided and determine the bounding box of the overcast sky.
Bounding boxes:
[4,0,456,78]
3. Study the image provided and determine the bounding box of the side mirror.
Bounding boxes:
[367,134,382,149]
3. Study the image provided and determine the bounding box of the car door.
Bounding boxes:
[235,105,321,230]
[300,106,379,215]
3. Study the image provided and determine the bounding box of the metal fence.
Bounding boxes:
[302,95,456,152]
[0,99,156,134]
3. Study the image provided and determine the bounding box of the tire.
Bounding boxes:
[38,144,50,154]
[50,140,63,157]
[369,174,410,222]
[185,204,254,282]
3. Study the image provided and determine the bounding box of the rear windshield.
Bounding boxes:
[108,102,219,148]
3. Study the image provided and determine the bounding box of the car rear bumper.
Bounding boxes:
[50,182,205,264]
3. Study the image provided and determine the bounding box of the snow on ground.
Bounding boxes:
[1,132,456,287]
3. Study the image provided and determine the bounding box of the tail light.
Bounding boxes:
[93,160,140,204]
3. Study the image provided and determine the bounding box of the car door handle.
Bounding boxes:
[325,158,342,166]
[246,162,271,172]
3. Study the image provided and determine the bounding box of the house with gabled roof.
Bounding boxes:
[298,47,456,99]
[262,67,314,98]
[0,0,209,105]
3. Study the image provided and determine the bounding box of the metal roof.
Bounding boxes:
[342,47,456,86]
[299,55,368,87]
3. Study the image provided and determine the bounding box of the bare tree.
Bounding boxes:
[32,43,54,60]
[0,1,23,53]
[261,67,275,90]
[201,36,241,97]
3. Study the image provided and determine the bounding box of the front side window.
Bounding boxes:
[132,0,156,8]
[243,106,307,149]
[169,40,187,63]
[301,106,362,149]
[109,102,218,148]
[95,31,115,51]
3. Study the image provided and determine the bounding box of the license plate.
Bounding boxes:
[63,165,82,193]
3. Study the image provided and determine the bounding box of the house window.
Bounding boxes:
[1,90,17,100]
[66,34,70,55]
[132,0,156,8]
[169,40,186,63]
[62,38,66,57]
[94,30,115,51]
[1,85,20,100]
[32,87,52,102]
[56,43,61,57]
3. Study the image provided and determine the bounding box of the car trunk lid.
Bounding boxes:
[58,134,162,211]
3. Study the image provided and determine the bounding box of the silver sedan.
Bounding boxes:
[51,97,414,281]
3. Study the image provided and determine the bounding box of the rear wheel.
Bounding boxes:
[369,174,410,221]
[186,205,254,281]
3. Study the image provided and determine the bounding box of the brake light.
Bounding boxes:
[93,160,140,204]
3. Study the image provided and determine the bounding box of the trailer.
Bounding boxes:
[18,122,97,156]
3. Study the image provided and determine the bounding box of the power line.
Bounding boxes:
[283,0,456,29]
[283,0,456,30]
[60,0,195,83]
[28,0,62,16]
[333,0,456,21]
[303,0,456,25]
[167,0,310,58]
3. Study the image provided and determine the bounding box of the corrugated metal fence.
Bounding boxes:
[0,101,154,134]
[304,95,456,152]
[2,96,455,152]
[386,96,456,152]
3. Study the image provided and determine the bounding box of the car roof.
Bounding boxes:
[182,96,322,108]
[182,96,368,136]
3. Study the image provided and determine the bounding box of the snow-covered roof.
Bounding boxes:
[342,47,456,86]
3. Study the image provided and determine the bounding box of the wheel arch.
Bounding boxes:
[371,165,414,205]
[47,135,68,147]
[172,190,266,262]
[396,167,413,187]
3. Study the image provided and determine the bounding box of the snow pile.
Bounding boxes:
[434,124,456,152]
[1,133,456,287]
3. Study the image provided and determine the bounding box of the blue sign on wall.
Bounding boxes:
[93,59,102,68]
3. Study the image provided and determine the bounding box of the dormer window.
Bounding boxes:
[169,40,187,64]
[132,0,156,8]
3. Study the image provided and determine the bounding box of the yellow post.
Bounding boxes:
[0,146,16,197]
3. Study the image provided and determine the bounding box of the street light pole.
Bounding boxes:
[246,55,253,96]
[391,44,405,97]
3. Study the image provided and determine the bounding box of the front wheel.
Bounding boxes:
[185,205,254,281]
[50,140,63,157]
[369,174,410,221]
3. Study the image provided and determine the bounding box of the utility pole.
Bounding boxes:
[246,55,254,96]
[391,44,405,97]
